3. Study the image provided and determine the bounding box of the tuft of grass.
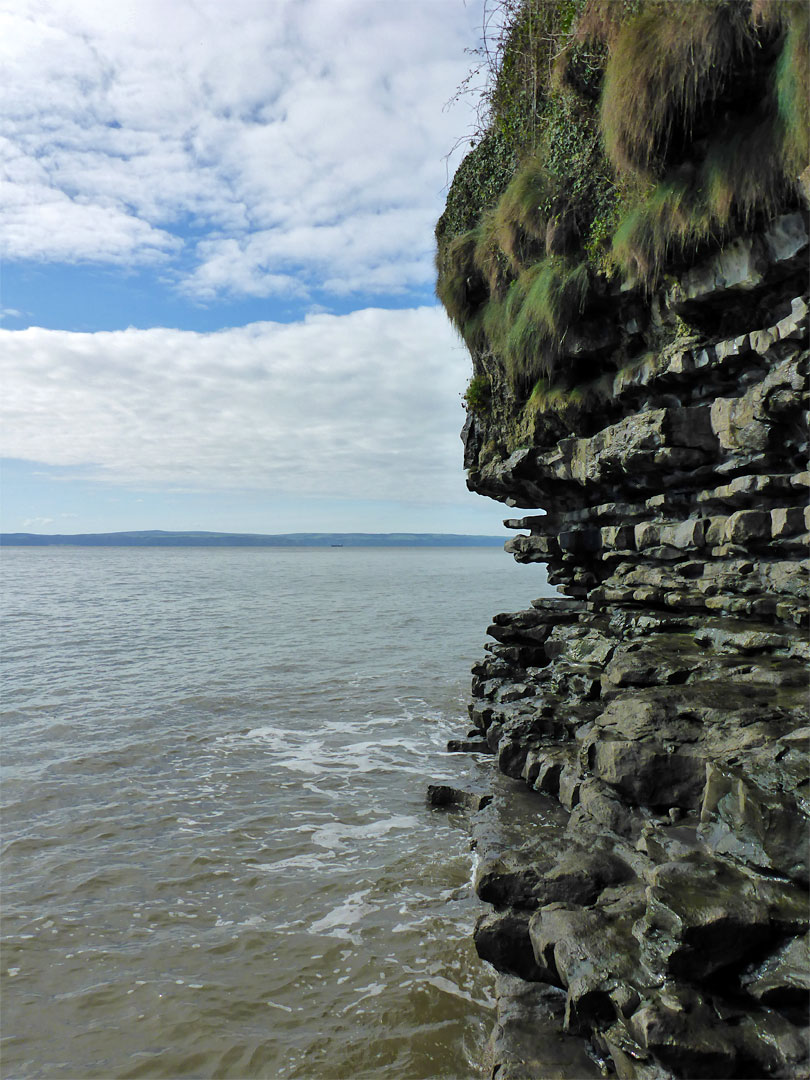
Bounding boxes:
[525,376,583,416]
[474,209,513,297]
[774,2,810,177]
[700,118,787,226]
[503,257,591,385]
[463,374,492,413]
[750,0,809,178]
[476,272,529,361]
[574,0,642,48]
[523,371,620,424]
[490,156,552,270]
[435,229,487,345]
[480,291,509,356]
[600,1,753,178]
[610,178,710,286]
[611,106,798,289]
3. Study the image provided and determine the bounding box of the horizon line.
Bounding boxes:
[1,529,511,548]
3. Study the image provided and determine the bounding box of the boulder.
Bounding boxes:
[636,852,810,980]
[485,975,604,1079]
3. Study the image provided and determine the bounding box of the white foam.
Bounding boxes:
[342,981,385,1012]
[274,750,326,776]
[310,815,418,849]
[425,974,496,1011]
[253,852,330,873]
[309,890,373,936]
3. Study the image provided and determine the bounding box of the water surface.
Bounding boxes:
[1,546,549,1079]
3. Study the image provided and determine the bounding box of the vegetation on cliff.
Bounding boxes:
[436,0,809,401]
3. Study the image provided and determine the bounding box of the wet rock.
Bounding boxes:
[627,991,738,1079]
[474,910,554,982]
[635,820,703,863]
[475,836,634,912]
[486,975,604,1079]
[731,1004,810,1079]
[446,738,494,754]
[635,853,804,980]
[741,932,810,1007]
[589,739,706,810]
[571,778,636,837]
[598,1022,676,1080]
[457,206,809,1077]
[699,764,810,885]
[529,889,646,1031]
[426,784,492,812]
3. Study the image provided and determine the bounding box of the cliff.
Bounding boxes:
[435,3,809,1077]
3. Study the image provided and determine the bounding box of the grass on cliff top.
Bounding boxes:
[436,0,809,402]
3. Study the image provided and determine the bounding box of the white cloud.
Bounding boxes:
[0,308,475,502]
[1,0,483,298]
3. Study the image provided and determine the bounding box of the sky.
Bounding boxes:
[0,0,517,536]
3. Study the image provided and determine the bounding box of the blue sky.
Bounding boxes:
[0,0,515,536]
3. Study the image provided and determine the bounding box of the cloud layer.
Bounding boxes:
[2,0,482,301]
[1,308,474,502]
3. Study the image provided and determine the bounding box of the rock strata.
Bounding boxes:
[458,218,809,1078]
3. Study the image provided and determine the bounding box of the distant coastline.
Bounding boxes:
[0,530,506,548]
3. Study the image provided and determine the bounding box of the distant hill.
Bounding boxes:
[0,530,506,548]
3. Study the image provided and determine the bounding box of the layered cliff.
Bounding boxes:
[436,3,809,1077]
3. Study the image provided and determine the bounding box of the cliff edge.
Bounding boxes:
[436,3,809,1077]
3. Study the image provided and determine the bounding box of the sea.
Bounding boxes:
[1,545,552,1080]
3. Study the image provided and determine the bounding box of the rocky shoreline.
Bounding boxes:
[439,214,809,1079]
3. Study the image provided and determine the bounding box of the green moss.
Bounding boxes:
[701,118,786,225]
[541,79,617,242]
[480,290,510,355]
[610,112,795,287]
[584,195,625,275]
[474,209,513,297]
[486,0,594,152]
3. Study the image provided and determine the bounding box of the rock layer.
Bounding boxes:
[461,217,809,1079]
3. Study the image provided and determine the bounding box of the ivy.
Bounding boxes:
[436,130,516,244]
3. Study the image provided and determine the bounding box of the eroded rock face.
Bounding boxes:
[460,219,810,1079]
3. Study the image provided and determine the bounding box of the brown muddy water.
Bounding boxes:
[1,546,551,1079]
